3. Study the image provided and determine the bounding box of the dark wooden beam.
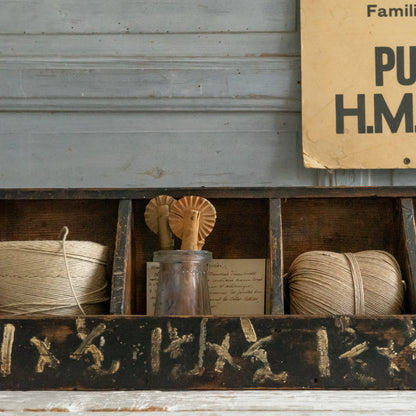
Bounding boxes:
[0,316,415,390]
[3,187,416,200]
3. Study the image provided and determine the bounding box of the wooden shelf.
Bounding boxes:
[0,187,416,390]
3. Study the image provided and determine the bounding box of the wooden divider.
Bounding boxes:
[110,200,134,315]
[399,198,416,313]
[269,198,284,315]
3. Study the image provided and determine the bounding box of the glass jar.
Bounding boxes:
[153,250,212,315]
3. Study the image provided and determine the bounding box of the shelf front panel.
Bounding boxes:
[0,315,414,390]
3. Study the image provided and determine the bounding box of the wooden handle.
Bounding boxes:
[181,209,200,250]
[197,239,205,250]
[157,205,174,250]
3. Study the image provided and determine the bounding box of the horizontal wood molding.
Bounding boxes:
[0,33,300,58]
[0,57,300,112]
[0,0,296,34]
[0,97,300,112]
[0,112,301,133]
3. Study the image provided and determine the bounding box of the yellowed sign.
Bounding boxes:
[302,0,416,168]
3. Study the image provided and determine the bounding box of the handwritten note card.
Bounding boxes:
[147,259,265,315]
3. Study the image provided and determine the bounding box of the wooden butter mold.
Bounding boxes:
[0,187,416,390]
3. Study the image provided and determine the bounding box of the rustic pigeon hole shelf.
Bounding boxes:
[1,187,416,390]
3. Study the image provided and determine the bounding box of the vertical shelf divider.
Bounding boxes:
[268,198,284,315]
[400,198,416,313]
[110,199,134,315]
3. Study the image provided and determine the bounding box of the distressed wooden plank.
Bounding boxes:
[0,411,413,416]
[0,391,412,415]
[110,200,134,315]
[269,199,284,315]
[0,113,313,188]
[0,57,300,112]
[0,132,304,187]
[1,390,416,414]
[0,316,414,389]
[0,0,296,34]
[0,33,300,58]
[0,391,416,415]
[400,199,416,313]
[5,188,416,201]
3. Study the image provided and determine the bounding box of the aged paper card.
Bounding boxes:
[147,259,265,315]
[302,0,416,169]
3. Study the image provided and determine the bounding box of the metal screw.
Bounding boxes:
[404,158,411,165]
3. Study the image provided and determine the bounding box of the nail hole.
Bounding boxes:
[404,158,411,165]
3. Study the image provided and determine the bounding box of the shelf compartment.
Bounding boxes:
[0,199,120,315]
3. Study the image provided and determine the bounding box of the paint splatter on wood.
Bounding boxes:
[0,324,14,377]
[317,327,330,378]
[30,337,60,373]
[151,327,162,375]
[70,319,120,375]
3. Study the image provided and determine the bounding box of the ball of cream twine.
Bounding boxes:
[0,227,109,315]
[285,250,405,315]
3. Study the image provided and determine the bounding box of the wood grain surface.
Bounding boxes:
[0,0,296,34]
[0,390,415,414]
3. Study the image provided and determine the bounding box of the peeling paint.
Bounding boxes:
[0,324,14,377]
[339,342,369,360]
[241,319,287,385]
[377,340,399,377]
[151,327,162,375]
[240,318,257,343]
[189,317,208,376]
[70,320,119,375]
[317,327,330,378]
[207,333,241,373]
[407,319,416,338]
[163,322,193,360]
[30,337,60,373]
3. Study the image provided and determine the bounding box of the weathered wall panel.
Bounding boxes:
[0,113,315,187]
[0,0,296,34]
[0,1,413,188]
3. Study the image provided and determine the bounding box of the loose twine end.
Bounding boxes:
[59,226,86,316]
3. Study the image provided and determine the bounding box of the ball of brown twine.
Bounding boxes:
[285,250,405,315]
